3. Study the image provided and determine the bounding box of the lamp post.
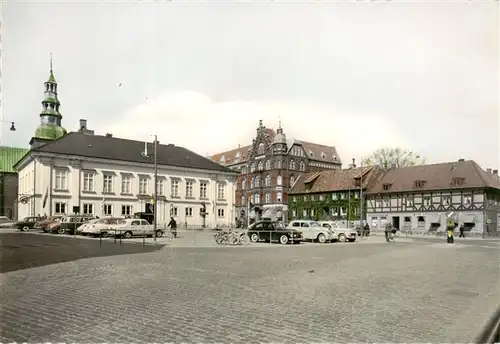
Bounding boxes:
[141,134,158,243]
[0,121,16,144]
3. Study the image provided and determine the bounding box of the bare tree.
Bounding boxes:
[363,147,425,169]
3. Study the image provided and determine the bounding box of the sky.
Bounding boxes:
[1,0,499,169]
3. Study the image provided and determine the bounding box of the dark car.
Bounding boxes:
[247,220,303,245]
[13,216,44,232]
[50,215,96,234]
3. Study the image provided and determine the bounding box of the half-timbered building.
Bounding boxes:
[365,160,500,236]
[210,120,342,223]
[287,166,382,221]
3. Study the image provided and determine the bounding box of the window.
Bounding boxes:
[139,177,148,194]
[258,161,263,171]
[217,183,225,200]
[452,178,465,187]
[290,176,295,186]
[83,203,93,214]
[185,207,193,216]
[157,179,164,196]
[241,180,246,190]
[200,182,207,198]
[218,208,225,217]
[121,205,131,216]
[83,172,94,192]
[121,175,131,194]
[241,195,246,205]
[265,175,271,186]
[254,193,260,204]
[276,160,282,169]
[299,161,305,171]
[265,192,270,203]
[265,160,271,170]
[277,175,282,185]
[171,180,179,197]
[250,163,256,172]
[277,192,282,202]
[103,204,112,216]
[442,196,451,206]
[332,193,338,200]
[414,180,426,188]
[250,178,255,188]
[186,181,194,198]
[103,175,113,193]
[55,202,66,214]
[382,183,392,191]
[258,143,264,155]
[464,196,472,205]
[54,170,67,190]
[170,206,178,216]
[289,160,295,170]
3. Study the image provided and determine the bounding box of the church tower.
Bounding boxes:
[30,55,67,149]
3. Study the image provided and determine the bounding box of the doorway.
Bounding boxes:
[392,216,400,229]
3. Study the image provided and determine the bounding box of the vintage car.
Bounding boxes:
[13,216,44,232]
[107,218,164,239]
[286,220,333,243]
[317,221,358,242]
[49,215,96,234]
[34,216,63,232]
[80,218,124,237]
[247,220,303,245]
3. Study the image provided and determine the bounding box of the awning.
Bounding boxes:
[429,215,441,223]
[461,214,475,223]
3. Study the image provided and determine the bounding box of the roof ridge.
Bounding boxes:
[470,160,500,188]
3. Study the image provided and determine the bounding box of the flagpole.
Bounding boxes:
[153,135,158,243]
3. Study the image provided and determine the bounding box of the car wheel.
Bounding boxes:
[279,234,289,245]
[250,233,259,243]
[21,225,30,232]
[317,233,326,243]
[57,227,65,235]
[156,230,163,238]
[123,231,132,239]
[348,238,356,242]
[338,234,347,242]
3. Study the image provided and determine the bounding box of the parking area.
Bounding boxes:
[1,230,499,343]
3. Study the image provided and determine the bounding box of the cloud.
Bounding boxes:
[100,90,411,164]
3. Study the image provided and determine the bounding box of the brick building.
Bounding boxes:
[211,120,342,224]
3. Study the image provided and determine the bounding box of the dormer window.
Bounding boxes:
[235,152,241,159]
[219,155,225,163]
[321,152,326,160]
[414,180,426,188]
[309,151,314,158]
[354,178,361,187]
[382,183,392,191]
[451,178,465,187]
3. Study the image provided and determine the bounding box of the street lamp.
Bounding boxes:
[141,134,159,243]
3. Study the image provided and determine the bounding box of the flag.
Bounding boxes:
[151,194,156,204]
[42,187,48,209]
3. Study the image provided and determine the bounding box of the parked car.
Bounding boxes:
[13,216,44,232]
[0,216,14,228]
[318,221,357,242]
[80,218,124,237]
[34,216,63,232]
[76,219,99,235]
[287,220,333,243]
[50,215,96,234]
[107,218,164,239]
[247,220,303,245]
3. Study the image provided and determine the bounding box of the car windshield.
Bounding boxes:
[311,222,320,227]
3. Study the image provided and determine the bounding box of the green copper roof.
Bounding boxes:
[48,70,56,83]
[40,109,62,117]
[34,124,67,140]
[0,146,29,173]
[43,96,60,104]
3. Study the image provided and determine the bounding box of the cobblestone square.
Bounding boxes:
[1,233,499,343]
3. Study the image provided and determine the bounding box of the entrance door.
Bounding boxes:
[392,216,400,229]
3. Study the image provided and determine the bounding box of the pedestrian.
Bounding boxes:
[363,222,370,237]
[168,216,177,238]
[459,224,465,238]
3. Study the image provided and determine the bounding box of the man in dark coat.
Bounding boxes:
[168,217,177,238]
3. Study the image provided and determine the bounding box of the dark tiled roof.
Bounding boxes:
[23,132,236,174]
[366,160,500,194]
[0,147,29,173]
[289,166,382,194]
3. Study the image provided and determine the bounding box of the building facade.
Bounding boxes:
[211,120,342,223]
[365,160,500,236]
[0,147,29,219]
[287,166,381,222]
[15,132,238,228]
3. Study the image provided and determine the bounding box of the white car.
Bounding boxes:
[286,220,333,243]
[318,221,357,242]
[80,218,123,237]
[107,218,164,239]
[76,219,98,235]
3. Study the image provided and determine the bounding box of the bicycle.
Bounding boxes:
[214,230,249,245]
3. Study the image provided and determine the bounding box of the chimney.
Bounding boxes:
[351,158,356,168]
[487,168,492,174]
[458,159,465,162]
[79,119,87,129]
[493,169,498,176]
[105,133,113,137]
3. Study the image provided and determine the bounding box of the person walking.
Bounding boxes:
[168,216,177,238]
[459,224,465,238]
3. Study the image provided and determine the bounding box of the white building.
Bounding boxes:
[15,131,238,228]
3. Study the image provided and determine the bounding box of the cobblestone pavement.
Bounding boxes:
[0,233,164,273]
[1,237,499,343]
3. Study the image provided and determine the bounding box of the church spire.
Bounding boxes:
[31,56,67,146]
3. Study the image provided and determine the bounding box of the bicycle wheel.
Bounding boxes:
[228,234,239,245]
[239,234,250,245]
